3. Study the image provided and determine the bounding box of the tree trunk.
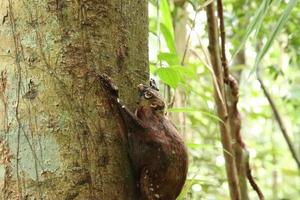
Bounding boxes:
[206,2,241,200]
[172,2,188,137]
[0,0,148,199]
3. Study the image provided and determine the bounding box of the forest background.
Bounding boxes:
[0,0,299,199]
[148,0,299,199]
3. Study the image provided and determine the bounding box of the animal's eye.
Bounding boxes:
[144,91,153,99]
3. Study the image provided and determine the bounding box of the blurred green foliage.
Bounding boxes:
[149,0,300,199]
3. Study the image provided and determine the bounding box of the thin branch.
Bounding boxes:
[189,48,225,106]
[206,2,241,199]
[181,11,196,65]
[217,0,265,199]
[216,0,229,82]
[245,152,265,200]
[181,0,214,65]
[256,67,300,169]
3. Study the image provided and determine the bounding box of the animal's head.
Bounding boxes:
[137,80,165,114]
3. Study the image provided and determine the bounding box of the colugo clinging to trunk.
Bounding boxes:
[100,75,188,200]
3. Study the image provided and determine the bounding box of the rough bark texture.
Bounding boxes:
[0,0,148,199]
[216,1,264,199]
[227,77,249,200]
[216,1,249,198]
[206,2,241,200]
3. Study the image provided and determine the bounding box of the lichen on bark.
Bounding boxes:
[0,0,148,199]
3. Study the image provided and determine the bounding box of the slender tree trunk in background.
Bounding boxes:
[229,45,248,200]
[206,2,241,200]
[231,50,245,83]
[271,126,278,200]
[0,0,148,199]
[172,1,188,137]
[228,13,249,198]
[216,1,264,198]
[227,82,249,200]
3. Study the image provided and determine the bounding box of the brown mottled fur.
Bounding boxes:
[124,84,188,200]
[99,75,188,200]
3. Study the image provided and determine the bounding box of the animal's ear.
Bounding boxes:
[150,79,159,91]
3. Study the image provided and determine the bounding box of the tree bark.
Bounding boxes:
[0,0,148,199]
[206,2,241,200]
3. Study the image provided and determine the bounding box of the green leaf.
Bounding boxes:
[168,107,222,122]
[155,67,180,88]
[149,64,157,74]
[149,21,176,53]
[177,178,197,200]
[254,0,297,72]
[160,23,177,53]
[232,0,272,60]
[282,168,299,176]
[177,176,205,199]
[172,65,196,79]
[158,52,180,65]
[254,0,272,37]
[160,0,174,39]
[154,65,196,88]
[150,0,176,53]
[187,143,204,149]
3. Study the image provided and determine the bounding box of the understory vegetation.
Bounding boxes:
[149,0,300,199]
